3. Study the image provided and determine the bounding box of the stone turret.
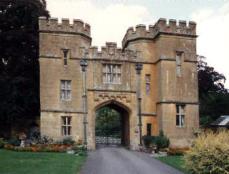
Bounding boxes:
[122,18,196,48]
[39,17,91,39]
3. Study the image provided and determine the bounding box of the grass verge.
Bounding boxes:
[156,155,188,173]
[0,149,86,174]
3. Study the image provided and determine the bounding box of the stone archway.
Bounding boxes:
[94,100,130,147]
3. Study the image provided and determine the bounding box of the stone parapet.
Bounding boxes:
[86,42,137,60]
[39,17,91,37]
[122,18,196,48]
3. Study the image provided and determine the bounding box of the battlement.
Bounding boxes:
[39,17,91,38]
[87,42,137,60]
[122,18,196,48]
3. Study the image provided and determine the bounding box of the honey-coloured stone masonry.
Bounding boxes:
[39,17,199,150]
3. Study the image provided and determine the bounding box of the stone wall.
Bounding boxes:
[39,17,199,149]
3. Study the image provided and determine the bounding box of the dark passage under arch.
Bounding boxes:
[95,102,130,147]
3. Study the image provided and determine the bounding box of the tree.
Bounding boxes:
[197,56,229,125]
[0,0,49,137]
[198,56,227,96]
[95,107,121,138]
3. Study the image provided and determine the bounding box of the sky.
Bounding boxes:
[46,0,229,88]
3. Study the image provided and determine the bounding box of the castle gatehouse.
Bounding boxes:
[39,17,199,150]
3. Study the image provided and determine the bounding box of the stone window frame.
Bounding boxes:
[60,80,71,101]
[176,104,185,127]
[61,116,72,136]
[176,51,183,77]
[102,63,122,84]
[62,49,69,66]
[145,74,151,95]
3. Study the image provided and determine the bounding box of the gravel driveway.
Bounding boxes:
[80,146,183,174]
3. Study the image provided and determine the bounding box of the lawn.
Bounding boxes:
[0,149,86,174]
[157,155,188,173]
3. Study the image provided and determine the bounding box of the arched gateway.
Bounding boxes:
[39,17,199,150]
[87,93,139,149]
[94,100,130,147]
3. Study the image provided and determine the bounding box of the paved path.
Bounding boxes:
[80,147,183,174]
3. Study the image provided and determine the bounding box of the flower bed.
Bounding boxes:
[4,143,73,152]
[3,136,86,155]
[167,147,189,156]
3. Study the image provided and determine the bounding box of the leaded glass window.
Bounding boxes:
[60,80,71,101]
[103,64,121,84]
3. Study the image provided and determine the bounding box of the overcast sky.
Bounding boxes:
[46,0,229,88]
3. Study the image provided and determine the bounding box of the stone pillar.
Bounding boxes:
[80,54,88,147]
[135,62,143,146]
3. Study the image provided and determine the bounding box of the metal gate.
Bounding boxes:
[96,136,121,145]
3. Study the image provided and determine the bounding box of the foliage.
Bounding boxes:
[72,145,87,156]
[157,155,188,173]
[142,131,169,150]
[0,138,6,148]
[63,137,75,145]
[142,135,155,148]
[37,135,54,144]
[154,131,170,150]
[198,56,227,95]
[3,136,84,153]
[95,107,121,138]
[184,130,229,174]
[0,149,86,174]
[4,143,72,153]
[197,56,229,126]
[0,0,49,135]
[8,137,20,146]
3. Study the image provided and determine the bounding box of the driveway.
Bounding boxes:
[80,146,183,174]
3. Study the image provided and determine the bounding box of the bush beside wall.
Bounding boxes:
[185,131,229,174]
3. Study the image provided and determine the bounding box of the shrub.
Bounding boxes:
[154,130,170,150]
[8,137,20,146]
[38,136,54,144]
[4,144,15,150]
[0,138,6,148]
[72,145,87,156]
[76,139,83,145]
[63,137,75,145]
[142,135,155,148]
[185,130,229,174]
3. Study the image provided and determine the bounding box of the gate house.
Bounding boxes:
[39,17,199,150]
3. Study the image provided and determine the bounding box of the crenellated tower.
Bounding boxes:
[123,18,199,147]
[123,18,196,48]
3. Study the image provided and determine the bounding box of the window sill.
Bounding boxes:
[60,99,72,102]
[103,83,122,85]
[176,126,185,128]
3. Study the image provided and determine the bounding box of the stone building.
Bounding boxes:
[39,17,199,150]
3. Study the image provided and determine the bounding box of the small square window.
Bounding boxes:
[103,64,121,84]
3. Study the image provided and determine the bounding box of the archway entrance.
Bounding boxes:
[95,102,130,147]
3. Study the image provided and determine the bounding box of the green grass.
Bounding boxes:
[157,155,188,173]
[0,149,86,174]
